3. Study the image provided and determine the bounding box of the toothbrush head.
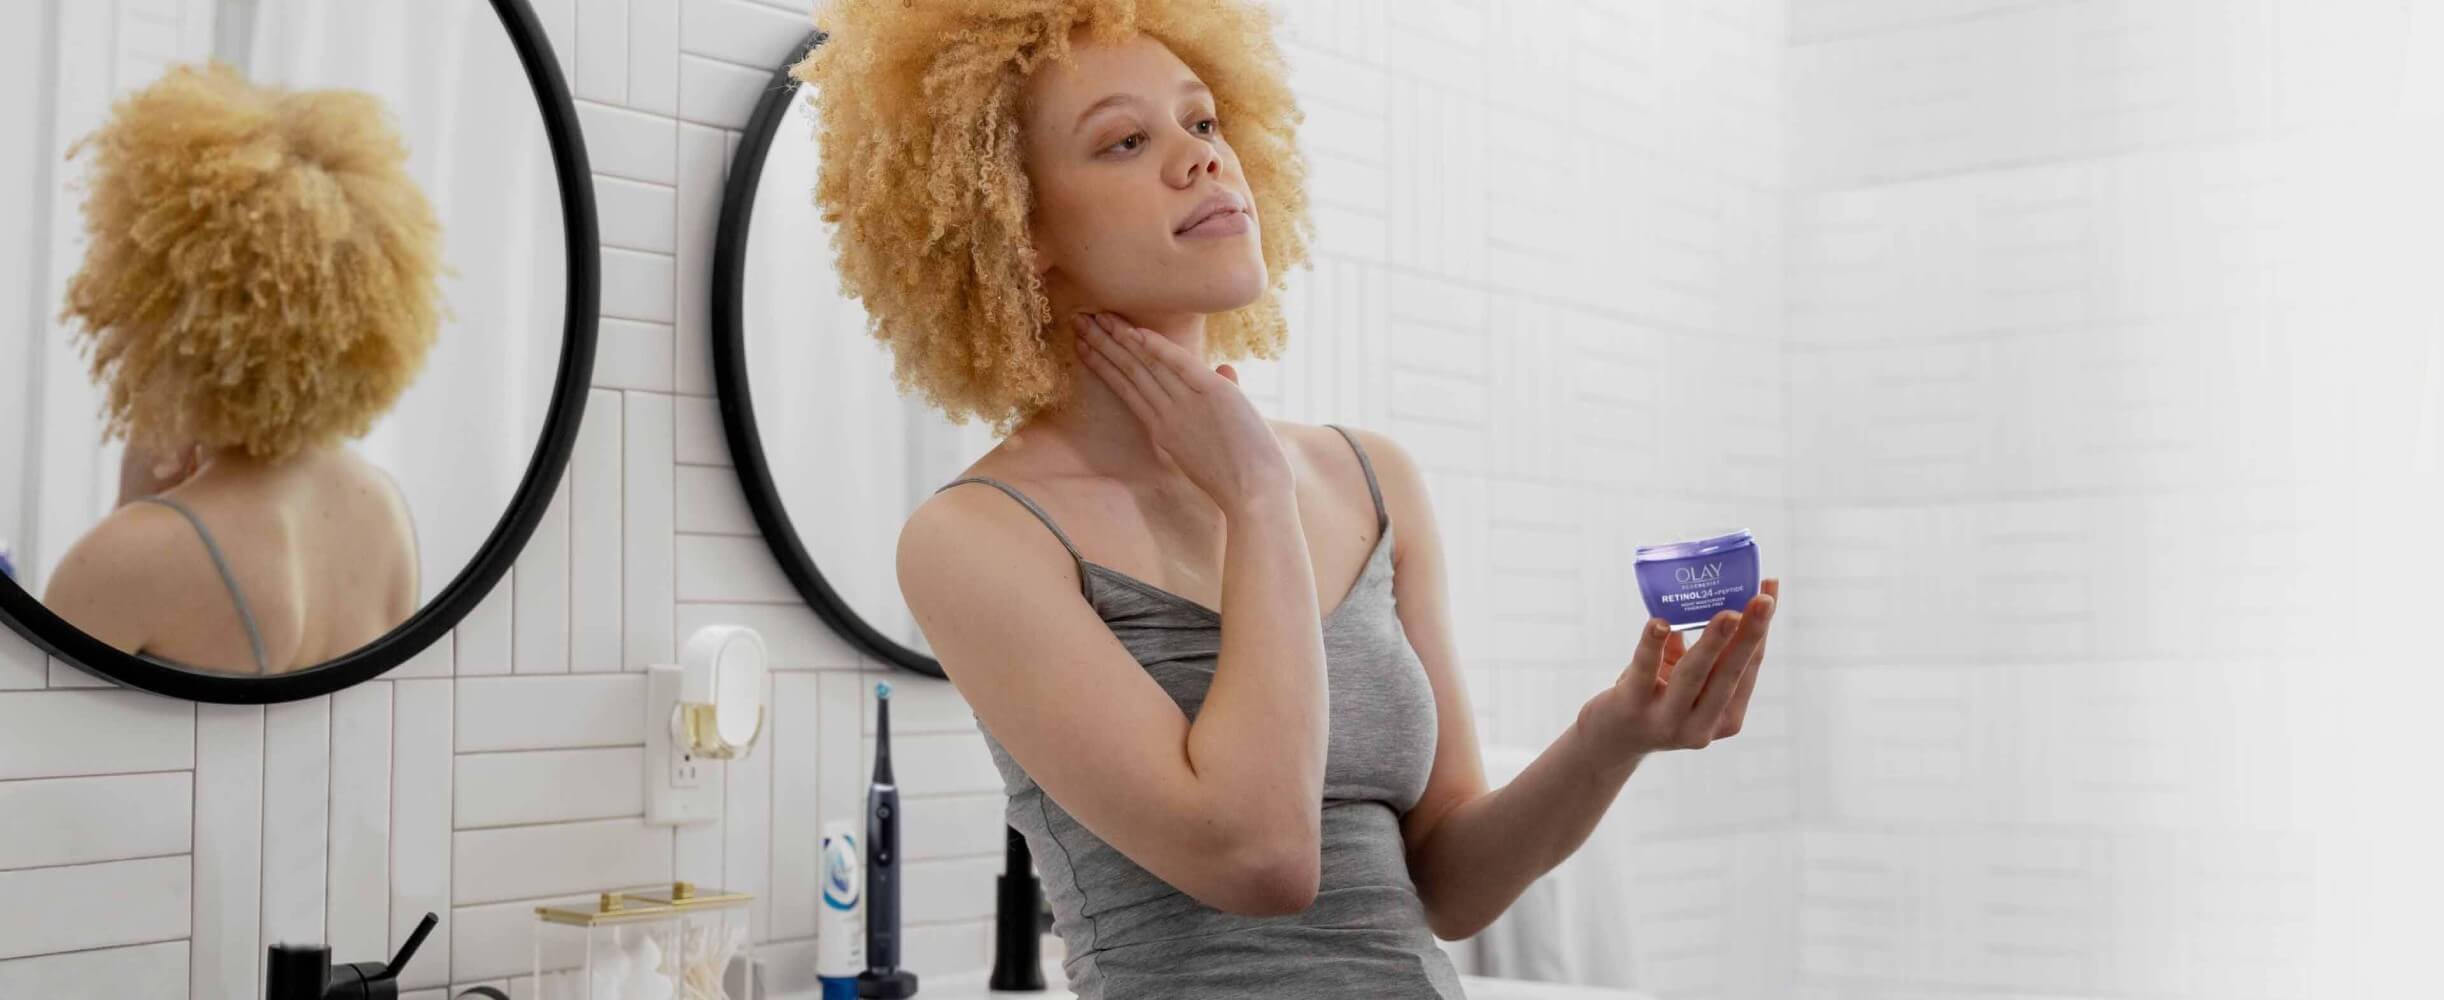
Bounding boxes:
[876,680,891,700]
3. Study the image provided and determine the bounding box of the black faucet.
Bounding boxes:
[989,824,1051,990]
[265,911,438,999]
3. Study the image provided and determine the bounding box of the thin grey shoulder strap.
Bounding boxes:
[933,477,1093,601]
[1323,423,1388,533]
[133,495,270,674]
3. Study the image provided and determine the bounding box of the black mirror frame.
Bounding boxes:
[710,30,945,680]
[0,0,602,704]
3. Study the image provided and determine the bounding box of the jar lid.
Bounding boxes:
[1634,529,1754,561]
[535,882,753,925]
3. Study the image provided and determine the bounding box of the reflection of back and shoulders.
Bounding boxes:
[34,61,447,678]
[43,443,419,676]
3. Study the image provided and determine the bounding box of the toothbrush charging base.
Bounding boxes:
[856,969,919,997]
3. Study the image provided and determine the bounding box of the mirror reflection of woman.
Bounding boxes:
[806,2,1781,997]
[40,62,440,677]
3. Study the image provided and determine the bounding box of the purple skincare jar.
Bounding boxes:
[1634,529,1761,632]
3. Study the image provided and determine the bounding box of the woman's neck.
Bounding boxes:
[1015,303,1219,484]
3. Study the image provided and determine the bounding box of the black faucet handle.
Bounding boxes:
[382,912,440,980]
[321,912,438,999]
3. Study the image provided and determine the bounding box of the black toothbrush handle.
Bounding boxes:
[867,782,900,967]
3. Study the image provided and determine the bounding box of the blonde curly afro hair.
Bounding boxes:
[791,0,1314,438]
[59,60,445,462]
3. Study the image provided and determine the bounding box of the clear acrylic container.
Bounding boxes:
[533,882,753,999]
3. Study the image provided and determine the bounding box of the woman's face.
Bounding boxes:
[1020,32,1266,322]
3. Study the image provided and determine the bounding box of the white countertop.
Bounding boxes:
[771,956,1653,1000]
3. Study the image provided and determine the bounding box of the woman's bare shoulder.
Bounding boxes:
[41,500,197,648]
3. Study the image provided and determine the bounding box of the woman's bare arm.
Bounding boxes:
[900,482,1328,915]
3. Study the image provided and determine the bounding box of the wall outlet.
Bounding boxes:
[646,665,720,825]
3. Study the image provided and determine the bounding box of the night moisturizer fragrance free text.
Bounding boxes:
[1634,529,1761,631]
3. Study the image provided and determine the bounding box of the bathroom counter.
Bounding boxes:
[772,962,1656,1000]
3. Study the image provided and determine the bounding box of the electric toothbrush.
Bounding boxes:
[857,681,918,998]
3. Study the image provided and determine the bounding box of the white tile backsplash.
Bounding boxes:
[0,771,189,870]
[455,674,645,753]
[0,855,189,961]
[327,684,394,965]
[451,818,673,906]
[0,628,42,690]
[0,689,193,780]
[0,939,188,998]
[453,747,647,829]
[261,697,332,949]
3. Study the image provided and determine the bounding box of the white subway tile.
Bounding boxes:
[900,794,1004,863]
[628,0,680,115]
[681,0,809,70]
[677,53,771,130]
[724,673,774,937]
[0,689,193,780]
[192,703,264,1000]
[0,771,189,870]
[878,731,1001,799]
[0,628,42,689]
[262,696,331,949]
[903,914,990,979]
[902,855,997,925]
[767,672,821,939]
[593,317,677,392]
[513,474,572,675]
[573,100,677,185]
[624,393,678,669]
[530,0,575,82]
[455,572,514,676]
[815,672,869,868]
[674,794,726,891]
[673,124,728,397]
[449,895,593,983]
[601,247,677,324]
[328,683,393,964]
[451,817,673,906]
[678,602,858,672]
[570,389,626,673]
[47,654,111,687]
[676,534,796,604]
[0,940,187,997]
[391,679,454,991]
[456,674,646,753]
[676,464,756,535]
[573,0,629,104]
[673,395,731,466]
[454,747,645,829]
[595,174,678,254]
[0,855,188,961]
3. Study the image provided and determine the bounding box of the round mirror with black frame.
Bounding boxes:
[0,0,600,704]
[714,30,1003,680]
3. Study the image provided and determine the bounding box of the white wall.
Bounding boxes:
[1785,1,2442,997]
[0,0,2089,996]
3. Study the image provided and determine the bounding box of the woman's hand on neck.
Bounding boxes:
[1027,297,1220,483]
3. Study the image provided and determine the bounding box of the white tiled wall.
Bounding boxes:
[1786,1,2440,997]
[11,0,1803,997]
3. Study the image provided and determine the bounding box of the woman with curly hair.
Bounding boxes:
[40,61,439,677]
[838,2,1780,996]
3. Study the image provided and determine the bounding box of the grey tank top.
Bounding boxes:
[131,494,270,673]
[132,467,419,675]
[933,423,1465,1000]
